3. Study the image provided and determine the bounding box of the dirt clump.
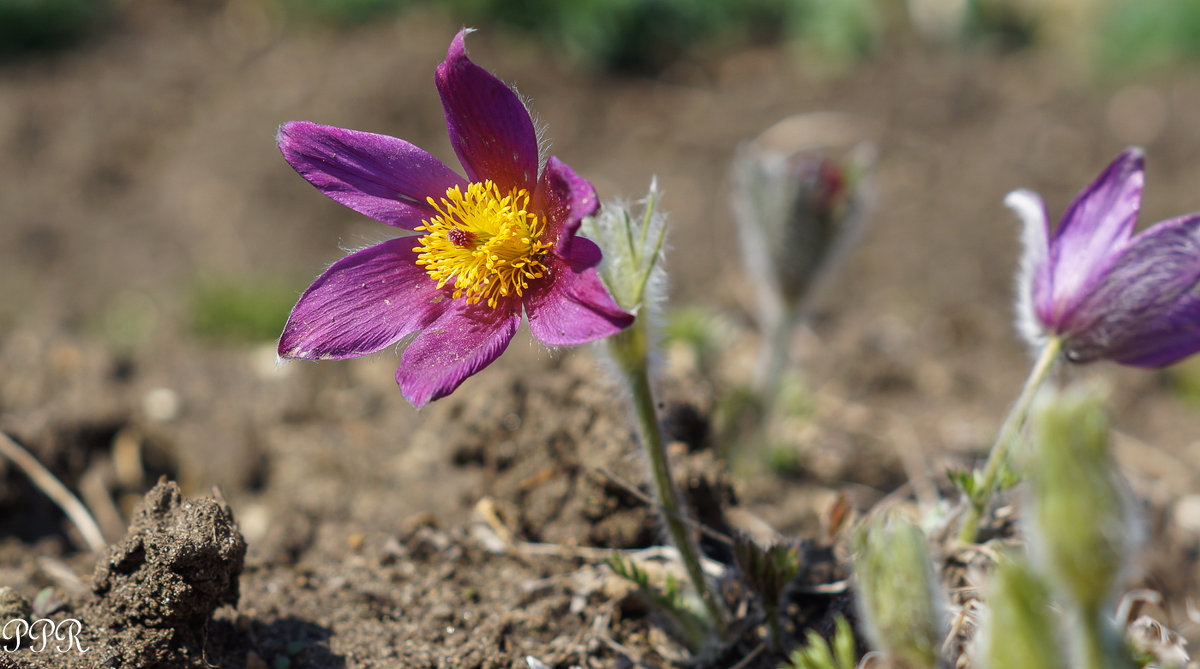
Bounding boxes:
[7,479,246,668]
[87,477,245,666]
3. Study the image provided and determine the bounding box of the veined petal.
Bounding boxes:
[279,239,446,360]
[1110,306,1200,368]
[1062,213,1200,364]
[435,30,539,194]
[396,295,521,407]
[1006,188,1052,342]
[1048,148,1144,322]
[278,121,466,229]
[536,156,601,258]
[525,237,634,346]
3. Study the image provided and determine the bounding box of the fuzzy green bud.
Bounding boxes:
[1025,384,1134,619]
[581,178,668,316]
[587,180,670,376]
[981,559,1065,669]
[853,516,945,669]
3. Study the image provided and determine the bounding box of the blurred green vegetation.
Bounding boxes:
[280,0,414,25]
[0,0,110,57]
[278,0,1200,77]
[1095,0,1200,79]
[188,278,297,344]
[6,0,1200,80]
[283,0,804,73]
[793,0,881,65]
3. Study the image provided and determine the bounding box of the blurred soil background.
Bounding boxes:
[4,0,1200,666]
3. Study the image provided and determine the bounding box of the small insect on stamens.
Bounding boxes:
[447,228,476,247]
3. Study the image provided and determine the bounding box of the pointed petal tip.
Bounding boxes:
[436,30,539,190]
[1121,146,1146,163]
[276,120,297,149]
[276,120,314,148]
[276,332,301,360]
[399,376,431,409]
[445,28,477,66]
[1106,146,1146,183]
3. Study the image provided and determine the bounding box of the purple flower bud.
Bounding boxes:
[731,113,876,315]
[1009,148,1200,367]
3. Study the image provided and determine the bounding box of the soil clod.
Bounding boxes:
[83,478,246,667]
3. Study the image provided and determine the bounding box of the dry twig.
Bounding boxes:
[0,430,107,553]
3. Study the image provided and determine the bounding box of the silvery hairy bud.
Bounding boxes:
[854,516,946,669]
[980,559,1065,669]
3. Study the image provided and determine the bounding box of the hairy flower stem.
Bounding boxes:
[959,337,1062,544]
[606,319,729,637]
[757,300,798,435]
[1079,612,1130,669]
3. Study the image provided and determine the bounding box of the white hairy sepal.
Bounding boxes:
[1007,188,1051,349]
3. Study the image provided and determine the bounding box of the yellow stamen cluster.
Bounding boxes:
[414,180,551,308]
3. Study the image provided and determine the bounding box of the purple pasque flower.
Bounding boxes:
[1008,147,1200,367]
[277,30,633,407]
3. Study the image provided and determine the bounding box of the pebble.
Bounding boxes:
[142,387,181,423]
[1173,495,1200,536]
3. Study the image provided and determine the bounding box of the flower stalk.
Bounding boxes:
[959,336,1061,544]
[589,182,727,637]
[757,299,799,434]
[606,320,728,636]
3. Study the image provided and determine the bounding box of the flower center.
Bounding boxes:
[414,180,551,308]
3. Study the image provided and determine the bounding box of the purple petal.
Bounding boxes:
[535,156,601,258]
[396,296,521,407]
[1047,148,1144,324]
[525,238,634,346]
[279,238,447,359]
[278,121,465,229]
[435,30,539,194]
[1062,213,1200,365]
[1006,189,1052,341]
[1111,313,1200,367]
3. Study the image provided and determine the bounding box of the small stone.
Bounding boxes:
[1173,495,1200,536]
[142,387,181,423]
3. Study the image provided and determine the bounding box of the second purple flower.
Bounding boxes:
[277,30,633,407]
[1009,148,1200,367]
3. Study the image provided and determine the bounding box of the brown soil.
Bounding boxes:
[3,3,1200,668]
